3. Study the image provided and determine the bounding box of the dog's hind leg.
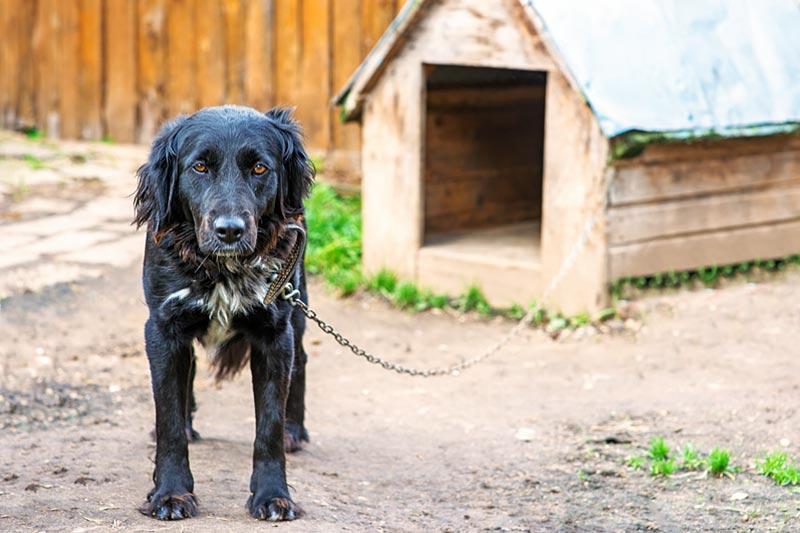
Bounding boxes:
[140,318,198,521]
[284,275,309,453]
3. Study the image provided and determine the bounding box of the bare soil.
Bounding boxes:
[1,258,799,533]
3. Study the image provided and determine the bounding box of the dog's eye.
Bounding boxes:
[192,162,207,174]
[253,163,268,176]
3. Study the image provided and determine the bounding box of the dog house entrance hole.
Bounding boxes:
[419,65,546,303]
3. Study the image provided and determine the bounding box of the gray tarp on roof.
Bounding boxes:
[530,0,800,138]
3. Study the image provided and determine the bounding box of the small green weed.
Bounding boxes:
[627,456,646,470]
[757,451,800,486]
[101,135,114,144]
[427,293,449,310]
[22,153,46,170]
[707,447,733,476]
[393,281,420,310]
[650,457,677,477]
[647,436,670,461]
[681,444,705,470]
[366,268,397,297]
[454,285,492,315]
[24,128,42,140]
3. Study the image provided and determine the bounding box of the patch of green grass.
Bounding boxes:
[454,285,491,315]
[393,281,420,310]
[681,444,705,470]
[366,268,398,297]
[627,456,646,470]
[101,135,114,144]
[22,153,46,170]
[757,451,800,486]
[24,128,42,140]
[611,255,800,299]
[647,436,670,462]
[650,457,677,477]
[305,183,363,290]
[706,447,734,476]
[628,438,742,480]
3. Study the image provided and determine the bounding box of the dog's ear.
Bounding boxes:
[265,107,315,219]
[133,115,187,234]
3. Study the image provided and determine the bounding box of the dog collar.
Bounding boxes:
[262,224,306,306]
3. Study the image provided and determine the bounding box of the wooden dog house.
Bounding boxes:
[335,0,800,313]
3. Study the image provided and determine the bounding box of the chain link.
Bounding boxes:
[280,207,601,378]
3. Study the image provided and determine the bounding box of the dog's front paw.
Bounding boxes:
[246,495,302,521]
[140,491,198,520]
[284,421,309,453]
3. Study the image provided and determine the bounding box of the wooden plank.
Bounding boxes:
[609,219,800,279]
[426,175,542,216]
[418,223,542,307]
[195,0,226,109]
[339,0,428,119]
[540,69,610,313]
[331,0,363,155]
[608,184,800,246]
[59,1,81,139]
[33,0,56,135]
[0,2,6,126]
[361,58,423,280]
[104,0,137,142]
[166,0,196,117]
[221,0,244,104]
[243,0,273,111]
[618,133,800,166]
[137,0,166,142]
[15,0,37,129]
[0,0,20,127]
[427,84,546,109]
[610,150,800,206]
[361,0,396,55]
[273,0,300,107]
[298,0,331,150]
[78,0,103,139]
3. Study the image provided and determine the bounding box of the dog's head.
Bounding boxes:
[134,106,314,256]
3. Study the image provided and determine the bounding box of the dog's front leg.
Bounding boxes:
[246,328,302,521]
[140,318,198,520]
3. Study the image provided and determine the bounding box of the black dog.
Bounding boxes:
[133,106,314,521]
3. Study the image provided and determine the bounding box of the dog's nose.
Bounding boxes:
[213,216,245,244]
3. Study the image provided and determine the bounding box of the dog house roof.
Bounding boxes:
[335,0,800,141]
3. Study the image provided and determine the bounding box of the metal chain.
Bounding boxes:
[281,208,601,377]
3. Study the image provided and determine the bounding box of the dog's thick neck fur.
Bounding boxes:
[157,217,301,380]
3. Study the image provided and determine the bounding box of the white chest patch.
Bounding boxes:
[165,256,282,359]
[199,279,269,353]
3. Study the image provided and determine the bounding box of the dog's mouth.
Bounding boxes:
[200,242,255,258]
[196,233,256,258]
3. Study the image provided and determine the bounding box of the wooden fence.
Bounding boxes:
[0,0,402,161]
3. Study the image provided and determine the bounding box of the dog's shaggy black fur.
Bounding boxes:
[133,106,314,521]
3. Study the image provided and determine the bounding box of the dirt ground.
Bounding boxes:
[1,135,800,532]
